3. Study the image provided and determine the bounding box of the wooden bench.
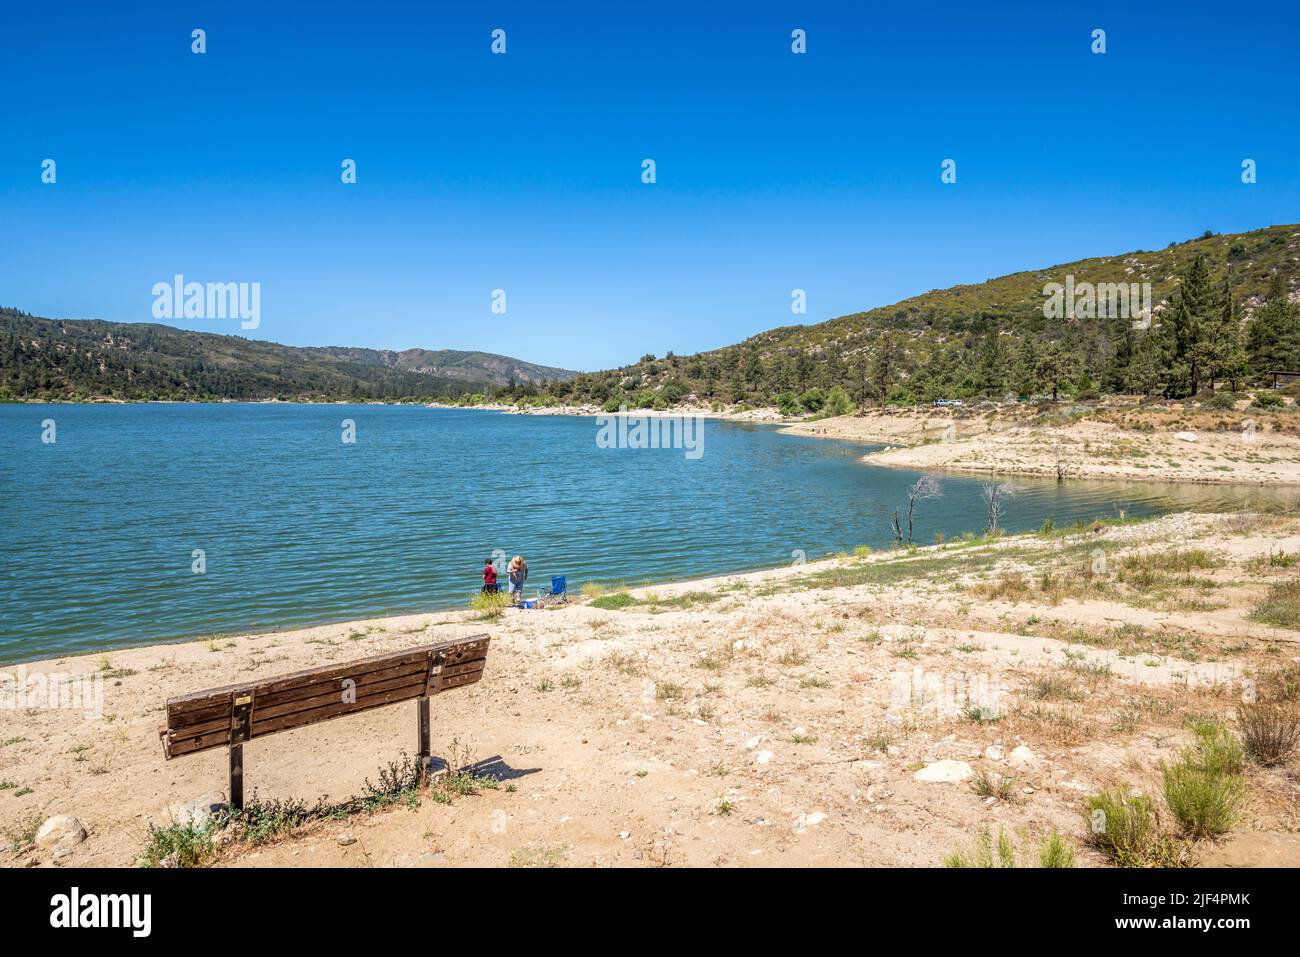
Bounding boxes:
[159,635,490,809]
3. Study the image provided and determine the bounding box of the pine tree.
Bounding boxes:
[869,334,903,409]
[1195,270,1239,391]
[1167,254,1215,396]
[1035,341,1078,402]
[1125,330,1167,395]
[1246,271,1297,380]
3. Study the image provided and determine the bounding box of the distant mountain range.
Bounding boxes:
[0,310,578,401]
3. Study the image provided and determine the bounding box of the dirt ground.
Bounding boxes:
[3,511,1299,868]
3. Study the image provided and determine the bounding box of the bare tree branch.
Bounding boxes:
[981,481,1019,535]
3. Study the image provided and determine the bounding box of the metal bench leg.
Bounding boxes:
[230,743,244,811]
[416,696,431,776]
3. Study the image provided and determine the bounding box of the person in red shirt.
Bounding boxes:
[482,558,499,594]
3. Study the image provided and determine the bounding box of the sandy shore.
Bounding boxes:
[4,511,1299,868]
[783,407,1300,487]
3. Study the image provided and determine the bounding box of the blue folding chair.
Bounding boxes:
[542,575,568,603]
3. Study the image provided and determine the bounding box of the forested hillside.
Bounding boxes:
[0,312,576,402]
[533,224,1300,413]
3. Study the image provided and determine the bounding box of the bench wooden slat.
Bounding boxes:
[167,714,234,745]
[438,670,486,691]
[251,648,434,698]
[253,670,431,724]
[166,690,235,723]
[251,675,430,736]
[160,636,490,759]
[165,727,233,759]
[253,659,431,711]
[440,658,487,678]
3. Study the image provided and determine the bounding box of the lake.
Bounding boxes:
[0,403,1280,662]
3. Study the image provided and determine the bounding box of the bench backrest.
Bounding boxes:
[160,635,489,759]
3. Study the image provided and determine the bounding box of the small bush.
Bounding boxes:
[1082,788,1184,866]
[1236,701,1300,766]
[943,827,1075,868]
[589,591,637,610]
[798,387,827,413]
[140,819,218,868]
[1162,759,1244,839]
[1037,831,1077,868]
[822,385,853,417]
[4,813,45,853]
[970,766,1016,801]
[1252,390,1283,409]
[973,572,1031,601]
[1250,579,1300,629]
[469,590,510,617]
[944,827,1017,868]
[228,795,330,844]
[1184,718,1245,776]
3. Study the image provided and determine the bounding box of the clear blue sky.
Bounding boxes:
[2,0,1297,371]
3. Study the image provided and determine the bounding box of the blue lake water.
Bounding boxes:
[0,404,1281,662]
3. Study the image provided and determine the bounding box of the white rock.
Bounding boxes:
[167,791,227,828]
[1174,431,1197,442]
[742,735,763,751]
[754,750,774,765]
[913,760,974,783]
[1009,745,1037,767]
[985,745,1004,761]
[35,815,87,850]
[336,833,357,846]
[792,811,827,834]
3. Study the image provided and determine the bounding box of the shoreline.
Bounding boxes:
[781,408,1300,488]
[5,509,1299,868]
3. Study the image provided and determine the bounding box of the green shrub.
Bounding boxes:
[469,590,510,617]
[798,387,826,413]
[776,391,802,416]
[1162,760,1244,839]
[943,827,1075,868]
[1252,390,1283,408]
[1037,831,1077,868]
[1159,720,1246,839]
[1185,718,1245,776]
[1083,788,1181,866]
[589,591,636,610]
[1250,579,1300,629]
[822,385,853,417]
[139,819,218,868]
